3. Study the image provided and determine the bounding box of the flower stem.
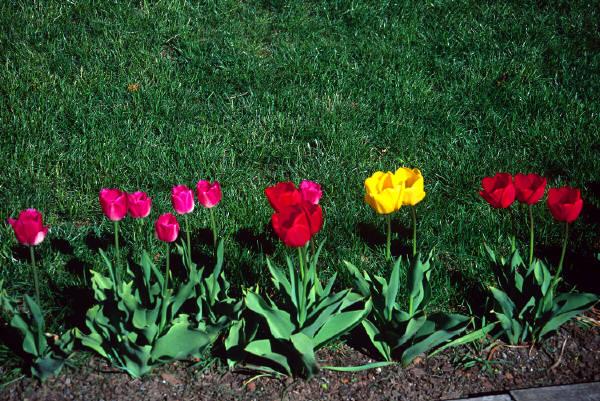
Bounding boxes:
[556,222,569,279]
[209,208,217,248]
[164,242,170,296]
[528,205,534,266]
[114,220,121,284]
[29,246,41,308]
[411,207,417,257]
[298,246,306,324]
[184,214,192,265]
[386,215,391,261]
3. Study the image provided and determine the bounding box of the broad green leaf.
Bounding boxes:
[313,308,369,348]
[267,259,292,300]
[362,317,391,361]
[245,339,292,376]
[245,292,294,339]
[344,261,371,297]
[385,258,402,320]
[152,319,216,361]
[290,332,318,378]
[430,322,496,357]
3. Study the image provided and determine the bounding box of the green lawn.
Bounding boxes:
[1,0,599,360]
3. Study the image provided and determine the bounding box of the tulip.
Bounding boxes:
[127,191,152,218]
[514,174,547,206]
[155,213,180,317]
[99,188,128,221]
[171,185,195,214]
[299,180,323,205]
[265,182,303,212]
[271,204,323,248]
[479,173,515,209]
[8,209,48,306]
[514,173,547,265]
[395,168,426,257]
[547,187,583,223]
[364,171,405,260]
[171,185,194,264]
[197,180,222,248]
[547,187,583,285]
[99,188,127,283]
[155,213,180,243]
[8,209,48,247]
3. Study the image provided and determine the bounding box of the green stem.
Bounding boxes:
[298,246,306,324]
[209,207,217,248]
[411,207,417,257]
[184,214,192,265]
[386,215,391,261]
[114,220,121,284]
[509,208,516,252]
[528,205,534,266]
[409,297,414,317]
[30,246,41,308]
[556,222,569,279]
[164,242,170,296]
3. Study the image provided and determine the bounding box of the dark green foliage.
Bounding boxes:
[345,254,471,365]
[77,240,239,377]
[0,281,74,381]
[486,246,598,345]
[226,244,370,378]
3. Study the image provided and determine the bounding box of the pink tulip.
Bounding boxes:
[8,209,49,246]
[196,180,222,208]
[155,213,180,242]
[299,180,323,205]
[99,188,128,221]
[171,185,195,214]
[127,191,152,218]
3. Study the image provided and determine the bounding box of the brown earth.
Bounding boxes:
[1,321,599,401]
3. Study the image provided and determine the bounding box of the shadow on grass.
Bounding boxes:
[50,238,74,255]
[355,221,413,259]
[234,226,275,255]
[84,231,112,253]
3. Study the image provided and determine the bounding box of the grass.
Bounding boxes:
[0,0,599,368]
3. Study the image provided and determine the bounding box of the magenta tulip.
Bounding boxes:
[127,191,152,218]
[299,180,323,205]
[155,213,180,243]
[8,209,49,246]
[196,180,222,208]
[171,185,195,214]
[99,188,128,221]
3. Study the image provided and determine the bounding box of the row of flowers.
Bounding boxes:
[1,169,596,381]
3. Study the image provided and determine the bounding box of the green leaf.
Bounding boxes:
[152,318,217,361]
[313,307,370,348]
[24,295,46,356]
[430,322,496,357]
[290,332,318,378]
[245,292,294,339]
[362,316,391,361]
[344,261,371,297]
[267,259,292,301]
[245,339,292,376]
[322,361,395,372]
[385,258,402,320]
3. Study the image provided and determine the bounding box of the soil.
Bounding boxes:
[1,321,599,401]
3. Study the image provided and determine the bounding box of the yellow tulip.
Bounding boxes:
[395,167,426,206]
[364,171,405,214]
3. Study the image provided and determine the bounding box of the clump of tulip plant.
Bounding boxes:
[1,209,74,380]
[479,173,598,345]
[225,181,371,378]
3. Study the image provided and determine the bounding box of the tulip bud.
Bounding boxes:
[99,188,128,221]
[127,191,152,218]
[155,213,180,242]
[8,209,49,246]
[171,185,195,214]
[196,180,222,208]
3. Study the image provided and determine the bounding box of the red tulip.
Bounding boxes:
[171,185,195,214]
[265,182,303,212]
[155,213,180,242]
[99,188,128,221]
[8,209,49,246]
[127,191,152,218]
[196,180,222,208]
[479,173,515,209]
[547,187,583,223]
[299,180,323,205]
[514,174,547,205]
[271,204,323,248]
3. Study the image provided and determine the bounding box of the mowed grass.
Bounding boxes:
[1,0,599,354]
